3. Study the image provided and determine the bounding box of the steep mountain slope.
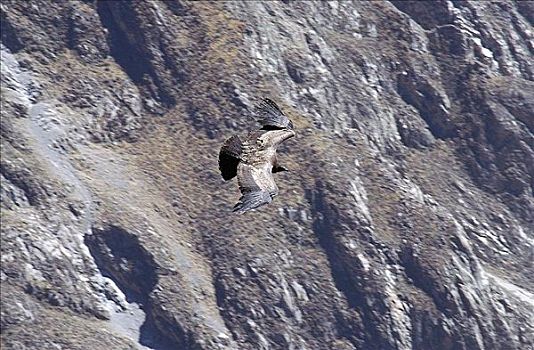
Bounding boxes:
[1,1,532,349]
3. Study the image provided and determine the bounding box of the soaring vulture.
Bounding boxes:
[219,98,295,213]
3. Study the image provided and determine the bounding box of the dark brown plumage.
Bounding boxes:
[218,99,295,213]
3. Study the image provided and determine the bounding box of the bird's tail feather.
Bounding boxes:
[232,191,272,214]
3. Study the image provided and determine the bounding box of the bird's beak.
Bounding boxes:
[279,129,295,142]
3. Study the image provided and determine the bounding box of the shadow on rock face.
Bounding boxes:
[85,225,157,302]
[85,225,177,350]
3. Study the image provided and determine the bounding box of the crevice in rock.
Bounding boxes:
[0,10,24,52]
[212,272,239,341]
[95,1,150,85]
[95,0,175,108]
[0,162,43,207]
[409,309,456,350]
[305,183,389,350]
[85,225,178,350]
[213,273,227,318]
[397,72,457,139]
[455,86,532,203]
[390,1,453,31]
[399,246,452,318]
[515,0,534,26]
[394,114,436,150]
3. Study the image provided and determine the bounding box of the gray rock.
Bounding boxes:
[1,1,532,349]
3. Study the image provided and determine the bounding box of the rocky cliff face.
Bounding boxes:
[1,1,533,349]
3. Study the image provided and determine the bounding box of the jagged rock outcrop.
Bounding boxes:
[1,1,532,349]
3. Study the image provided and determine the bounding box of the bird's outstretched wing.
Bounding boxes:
[233,164,275,214]
[256,98,294,130]
[218,135,242,181]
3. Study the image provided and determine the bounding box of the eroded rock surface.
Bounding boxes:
[1,1,532,349]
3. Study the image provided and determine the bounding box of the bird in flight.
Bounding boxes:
[219,98,295,214]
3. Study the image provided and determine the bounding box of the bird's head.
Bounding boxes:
[259,129,295,148]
